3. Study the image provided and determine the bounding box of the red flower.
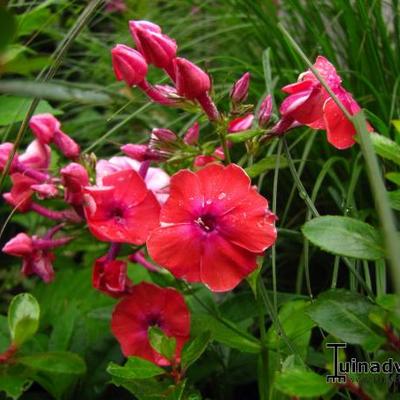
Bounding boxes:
[111,282,190,366]
[83,170,160,244]
[3,173,37,212]
[93,256,132,297]
[147,164,277,292]
[279,56,371,149]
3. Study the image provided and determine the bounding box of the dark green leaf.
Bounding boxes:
[8,293,40,347]
[245,155,288,178]
[385,172,400,186]
[302,216,384,260]
[107,357,164,380]
[388,190,400,211]
[274,368,331,397]
[307,290,386,351]
[0,367,32,400]
[111,376,174,399]
[17,351,86,375]
[0,7,17,52]
[181,331,211,370]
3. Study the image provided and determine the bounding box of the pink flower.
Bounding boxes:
[18,140,51,171]
[3,173,36,212]
[61,163,89,206]
[31,183,58,199]
[121,144,161,162]
[228,114,254,133]
[147,164,277,292]
[2,232,71,282]
[0,143,19,173]
[92,256,132,297]
[280,56,370,149]
[129,21,177,69]
[83,170,160,244]
[53,131,80,159]
[111,44,148,86]
[29,114,60,144]
[173,57,211,99]
[184,122,200,145]
[257,95,273,128]
[96,156,170,204]
[230,72,250,104]
[111,282,190,366]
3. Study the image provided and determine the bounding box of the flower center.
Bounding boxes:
[195,214,216,232]
[111,206,125,222]
[146,313,162,328]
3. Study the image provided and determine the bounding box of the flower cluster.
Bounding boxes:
[1,19,371,370]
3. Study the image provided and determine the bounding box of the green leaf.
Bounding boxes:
[226,129,264,143]
[274,368,331,398]
[181,331,211,370]
[392,120,400,136]
[0,96,62,126]
[17,351,86,375]
[0,368,32,400]
[388,190,400,211]
[307,290,386,351]
[0,7,17,52]
[369,133,400,165]
[107,357,164,380]
[8,293,40,347]
[245,155,288,178]
[148,326,177,361]
[191,314,260,353]
[385,172,400,186]
[302,216,384,260]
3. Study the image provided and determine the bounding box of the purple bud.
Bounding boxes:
[230,72,250,104]
[258,94,273,128]
[152,128,177,142]
[183,122,199,145]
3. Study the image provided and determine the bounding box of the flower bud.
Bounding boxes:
[152,128,177,142]
[29,114,60,144]
[0,142,18,173]
[228,114,254,133]
[258,95,273,128]
[61,163,89,206]
[184,122,199,145]
[131,28,177,69]
[129,20,162,36]
[2,233,33,257]
[230,72,250,104]
[111,44,148,86]
[53,131,80,159]
[173,57,211,99]
[121,144,161,162]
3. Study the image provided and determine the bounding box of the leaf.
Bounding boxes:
[111,376,175,399]
[245,155,288,178]
[0,366,32,400]
[148,326,176,361]
[226,129,264,143]
[0,80,111,105]
[307,290,386,351]
[0,96,62,126]
[17,351,86,375]
[369,133,400,165]
[181,331,211,370]
[8,293,40,347]
[385,172,400,186]
[0,7,17,52]
[302,216,384,260]
[274,368,331,398]
[191,314,260,353]
[107,357,164,380]
[388,190,400,211]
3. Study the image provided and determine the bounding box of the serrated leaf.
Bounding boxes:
[369,133,400,165]
[274,368,331,397]
[107,357,164,380]
[302,216,384,260]
[307,290,386,351]
[8,293,40,347]
[181,331,211,370]
[245,155,288,178]
[17,351,86,375]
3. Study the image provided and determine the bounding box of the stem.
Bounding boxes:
[340,379,372,400]
[130,250,160,272]
[17,163,50,182]
[33,237,72,250]
[196,92,220,122]
[30,203,80,222]
[106,243,121,262]
[0,343,17,363]
[384,324,400,352]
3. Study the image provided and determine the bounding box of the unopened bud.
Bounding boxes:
[258,95,273,128]
[230,72,250,104]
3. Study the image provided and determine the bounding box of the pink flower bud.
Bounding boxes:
[0,143,18,173]
[31,183,58,199]
[184,122,199,145]
[61,162,89,206]
[213,146,226,159]
[230,72,250,104]
[121,144,160,162]
[105,0,127,13]
[2,233,33,257]
[111,44,148,86]
[29,114,60,144]
[131,27,177,69]
[129,20,162,35]
[258,95,273,128]
[154,84,180,99]
[228,114,254,133]
[53,131,80,159]
[194,155,216,167]
[152,128,177,142]
[173,57,211,99]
